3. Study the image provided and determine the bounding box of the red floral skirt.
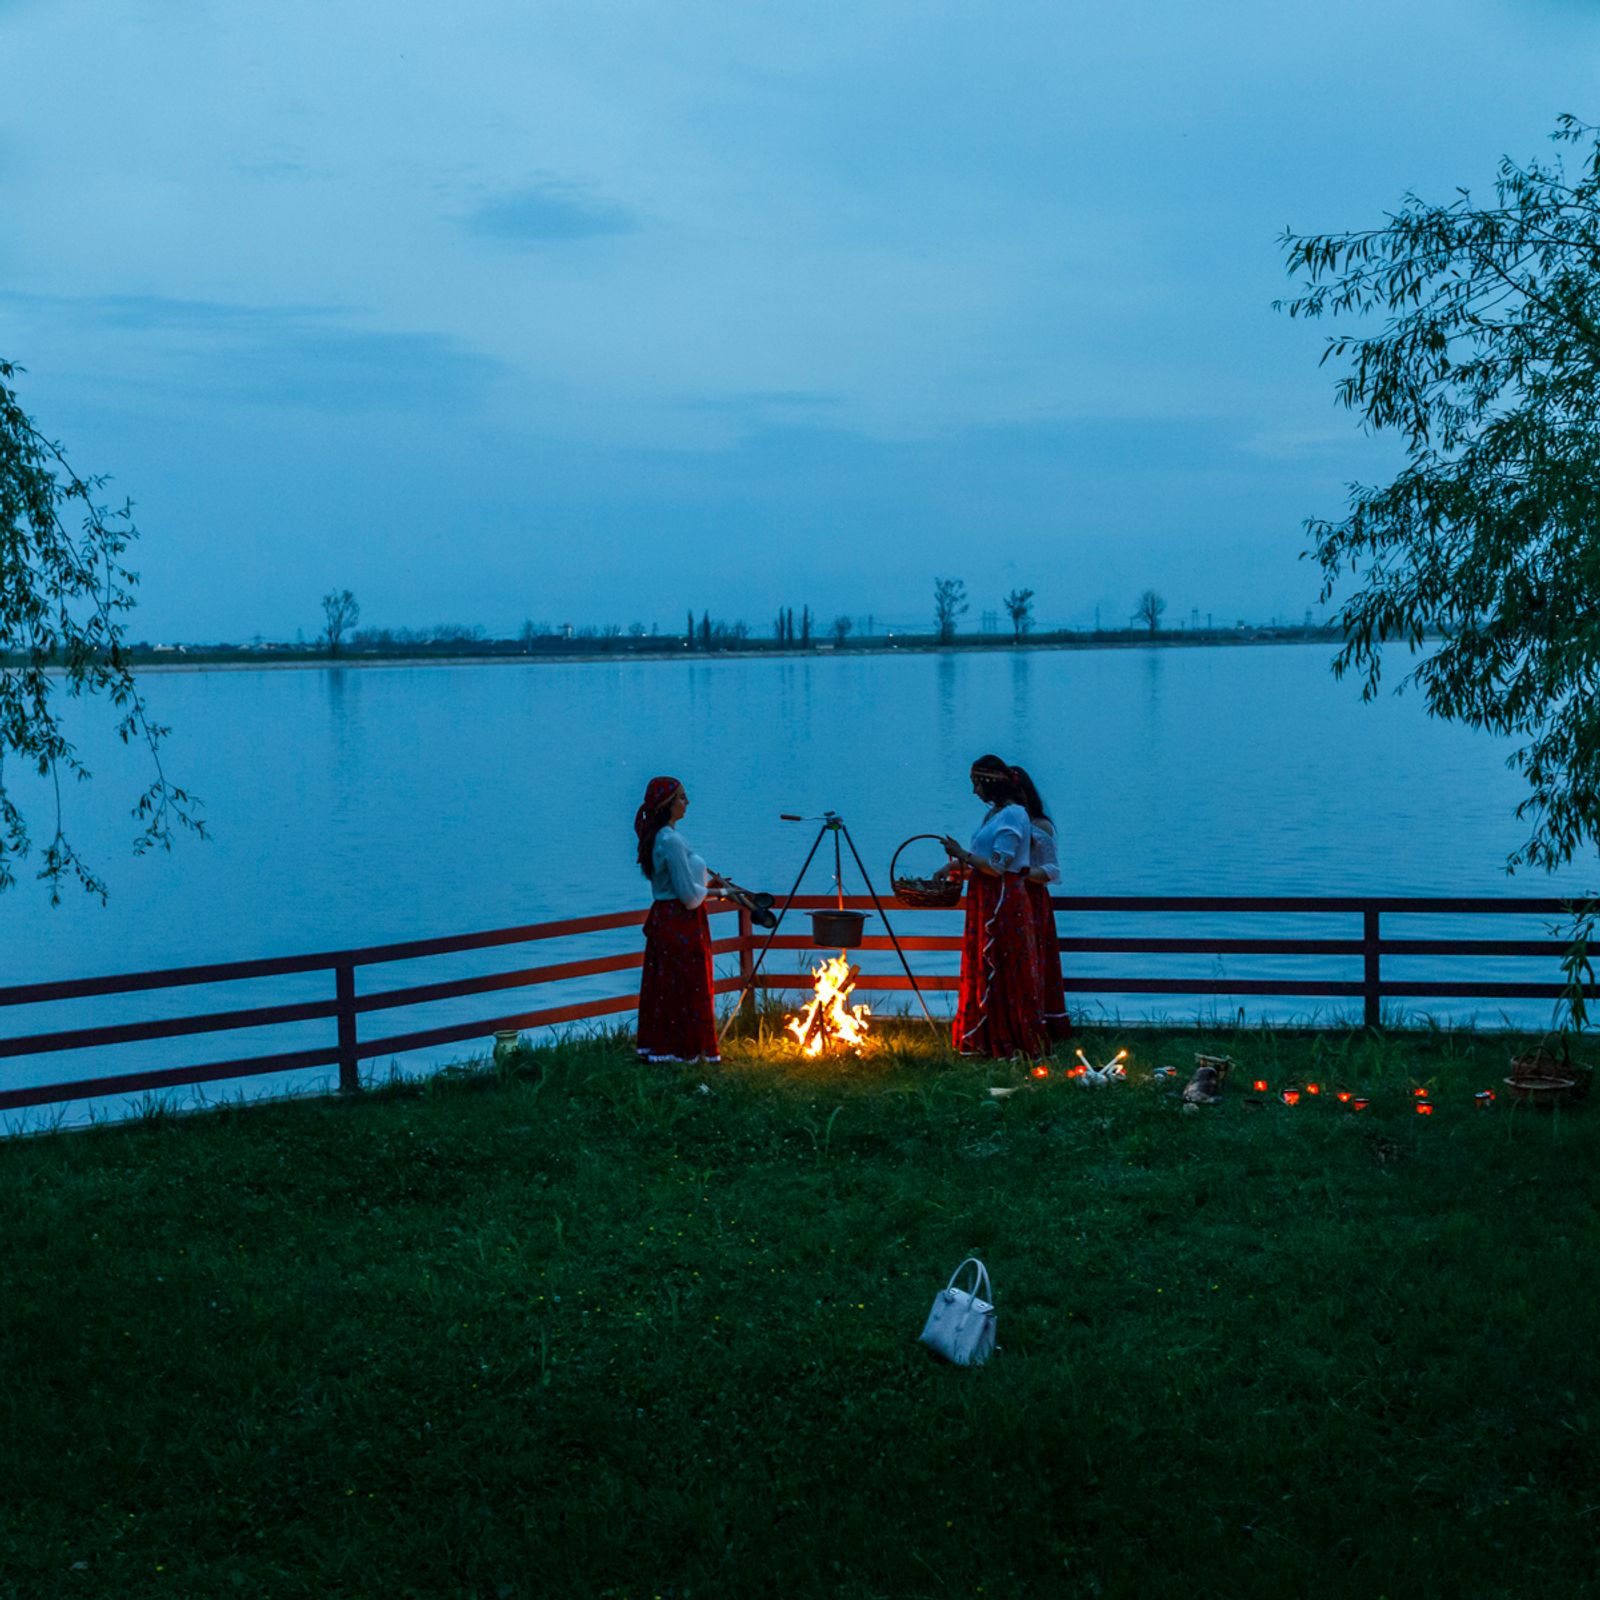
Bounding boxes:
[1025,877,1072,1040]
[954,872,1045,1059]
[637,899,719,1062]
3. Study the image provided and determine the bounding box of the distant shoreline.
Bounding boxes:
[113,629,1345,675]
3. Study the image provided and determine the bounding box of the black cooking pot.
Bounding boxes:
[810,909,868,948]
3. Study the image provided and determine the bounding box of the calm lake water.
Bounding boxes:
[4,643,1592,1125]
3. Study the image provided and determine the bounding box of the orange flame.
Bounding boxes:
[785,954,871,1056]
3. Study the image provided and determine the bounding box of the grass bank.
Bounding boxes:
[3,1021,1596,1599]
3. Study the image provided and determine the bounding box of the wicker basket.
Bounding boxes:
[1505,1034,1593,1108]
[890,834,964,909]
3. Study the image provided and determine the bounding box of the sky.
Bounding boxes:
[3,0,1599,641]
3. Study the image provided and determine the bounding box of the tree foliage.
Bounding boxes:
[1003,587,1035,640]
[0,360,202,900]
[1132,589,1166,634]
[321,589,360,655]
[1279,115,1600,871]
[933,577,968,643]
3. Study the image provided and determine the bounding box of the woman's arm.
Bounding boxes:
[939,833,1004,878]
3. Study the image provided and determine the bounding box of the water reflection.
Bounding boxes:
[935,652,958,750]
[1009,650,1032,752]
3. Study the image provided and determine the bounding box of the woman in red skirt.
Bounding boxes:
[941,756,1045,1059]
[635,775,725,1063]
[1013,765,1071,1041]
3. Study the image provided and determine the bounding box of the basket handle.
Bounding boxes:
[890,833,958,884]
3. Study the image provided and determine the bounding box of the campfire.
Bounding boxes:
[785,953,872,1056]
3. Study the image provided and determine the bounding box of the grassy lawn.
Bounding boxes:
[2,1019,1597,1599]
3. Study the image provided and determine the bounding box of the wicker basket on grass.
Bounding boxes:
[890,834,964,909]
[1505,1034,1593,1108]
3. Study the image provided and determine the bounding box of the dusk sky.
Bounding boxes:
[3,0,1598,641]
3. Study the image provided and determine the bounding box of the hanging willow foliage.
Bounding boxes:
[0,360,204,901]
[1279,114,1600,874]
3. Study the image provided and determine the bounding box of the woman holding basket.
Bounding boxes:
[940,755,1045,1059]
[634,775,725,1063]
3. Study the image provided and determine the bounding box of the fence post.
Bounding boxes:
[336,961,360,1093]
[1362,909,1381,1029]
[736,906,757,1030]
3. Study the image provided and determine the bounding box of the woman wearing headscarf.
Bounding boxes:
[940,755,1045,1059]
[634,775,724,1063]
[1012,764,1071,1041]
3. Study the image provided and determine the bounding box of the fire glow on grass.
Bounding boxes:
[785,954,871,1056]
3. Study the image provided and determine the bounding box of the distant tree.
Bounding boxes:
[774,610,786,640]
[800,606,811,645]
[628,621,647,638]
[730,620,750,640]
[831,615,853,645]
[700,611,712,650]
[321,589,360,656]
[934,577,969,643]
[686,609,695,647]
[518,619,538,651]
[602,623,623,638]
[0,358,203,900]
[1004,587,1035,640]
[1132,590,1167,634]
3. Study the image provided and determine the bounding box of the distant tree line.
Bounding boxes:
[291,583,1321,663]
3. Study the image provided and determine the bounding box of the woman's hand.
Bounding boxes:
[707,871,728,891]
[939,835,965,860]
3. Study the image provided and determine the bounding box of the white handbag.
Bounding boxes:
[919,1257,997,1366]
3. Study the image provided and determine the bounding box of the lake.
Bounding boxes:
[4,642,1592,1125]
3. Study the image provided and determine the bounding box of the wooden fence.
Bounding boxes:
[0,893,1589,1113]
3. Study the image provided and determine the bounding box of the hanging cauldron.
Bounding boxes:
[810,908,868,948]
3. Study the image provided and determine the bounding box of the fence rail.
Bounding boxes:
[1,893,1591,1114]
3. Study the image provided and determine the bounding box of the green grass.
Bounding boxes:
[3,1019,1597,1599]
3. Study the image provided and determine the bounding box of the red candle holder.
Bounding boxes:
[1252,1079,1269,1093]
[1281,1089,1301,1107]
[1335,1090,1353,1104]
[1415,1102,1434,1116]
[1031,1064,1050,1079]
[1351,1097,1370,1111]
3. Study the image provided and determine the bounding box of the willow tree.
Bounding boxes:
[1279,115,1600,873]
[0,360,202,900]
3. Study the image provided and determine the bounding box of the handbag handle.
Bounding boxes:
[945,1256,992,1305]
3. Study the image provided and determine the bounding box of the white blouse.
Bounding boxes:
[969,803,1031,874]
[1029,820,1061,884]
[651,825,709,908]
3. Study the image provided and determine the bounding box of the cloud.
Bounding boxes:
[463,180,637,245]
[0,291,504,413]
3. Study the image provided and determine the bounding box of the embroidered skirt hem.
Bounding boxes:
[637,899,719,1062]
[954,872,1046,1059]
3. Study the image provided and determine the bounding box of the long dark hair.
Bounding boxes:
[636,808,674,878]
[970,753,1024,807]
[634,776,683,878]
[1010,764,1050,824]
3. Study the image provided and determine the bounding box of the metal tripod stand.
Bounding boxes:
[719,810,942,1043]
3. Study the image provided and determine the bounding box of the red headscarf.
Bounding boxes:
[634,775,683,877]
[635,775,683,837]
